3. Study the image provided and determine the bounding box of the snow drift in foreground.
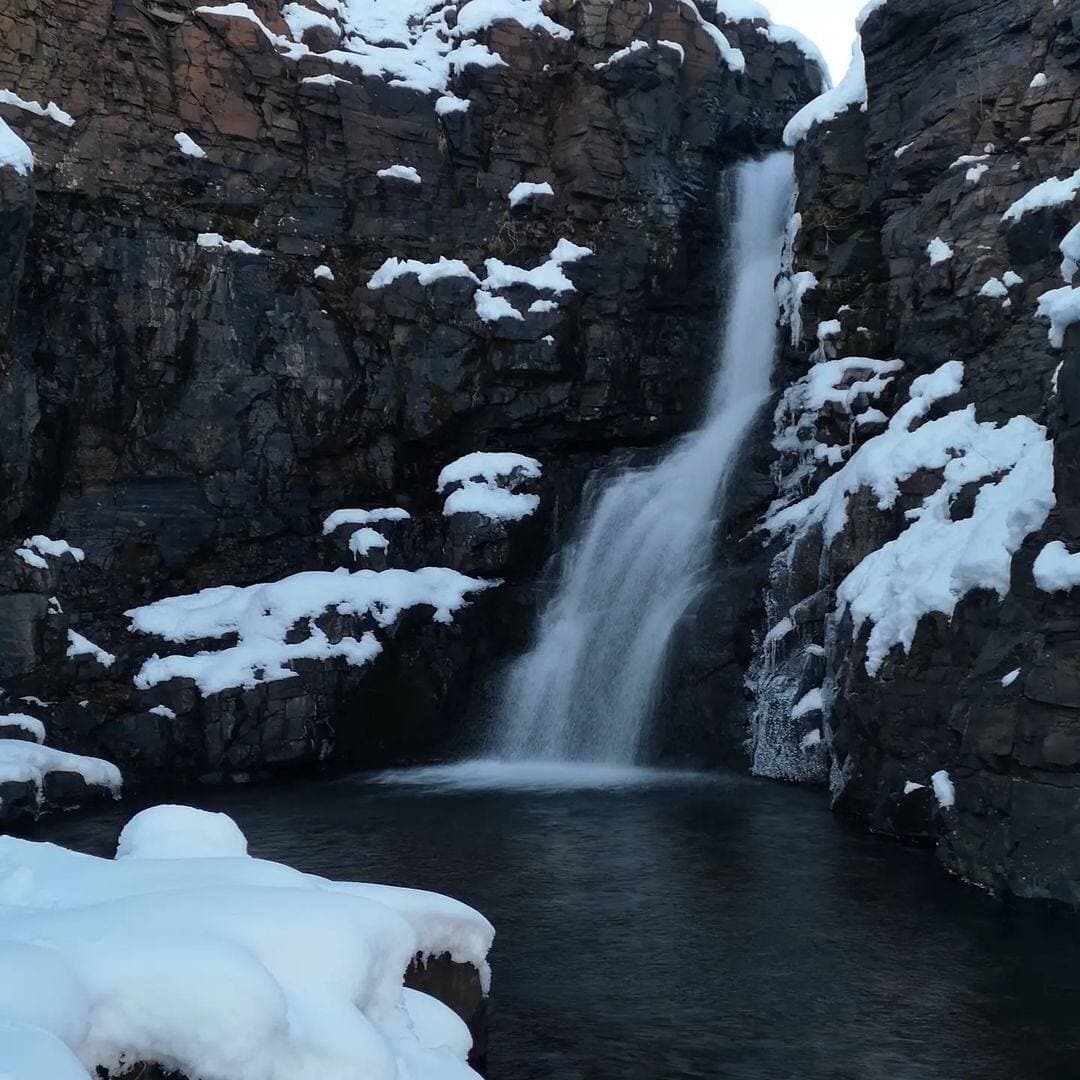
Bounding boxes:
[0,804,493,1080]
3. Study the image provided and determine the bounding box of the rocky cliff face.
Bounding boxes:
[758,0,1080,904]
[0,0,819,806]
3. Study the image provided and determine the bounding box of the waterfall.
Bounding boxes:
[495,152,795,765]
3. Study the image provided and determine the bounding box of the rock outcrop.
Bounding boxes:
[0,0,820,797]
[758,0,1080,904]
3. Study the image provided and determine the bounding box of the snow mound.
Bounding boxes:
[438,452,542,521]
[0,806,493,1079]
[126,567,495,695]
[1034,541,1080,592]
[117,805,249,860]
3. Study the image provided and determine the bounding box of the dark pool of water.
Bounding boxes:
[30,766,1080,1080]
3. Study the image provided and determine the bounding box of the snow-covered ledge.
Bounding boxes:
[0,804,494,1080]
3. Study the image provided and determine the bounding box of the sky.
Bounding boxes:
[765,0,867,83]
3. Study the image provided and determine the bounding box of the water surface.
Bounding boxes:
[33,768,1080,1080]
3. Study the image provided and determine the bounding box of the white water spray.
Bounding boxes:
[495,152,795,765]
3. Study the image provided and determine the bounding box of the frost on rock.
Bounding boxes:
[766,362,1055,676]
[1002,167,1080,223]
[174,132,207,159]
[927,237,953,266]
[507,180,554,207]
[0,804,493,1080]
[197,233,263,256]
[376,163,422,183]
[126,568,495,695]
[438,452,542,521]
[66,630,116,669]
[979,277,1008,300]
[313,263,335,281]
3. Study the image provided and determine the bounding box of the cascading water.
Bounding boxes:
[494,151,795,765]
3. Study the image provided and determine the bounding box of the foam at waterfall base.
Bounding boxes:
[367,759,716,792]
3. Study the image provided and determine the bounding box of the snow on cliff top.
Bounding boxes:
[0,804,492,1080]
[783,34,865,145]
[781,0,886,145]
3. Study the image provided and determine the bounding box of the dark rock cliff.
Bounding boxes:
[763,0,1080,904]
[0,0,819,804]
